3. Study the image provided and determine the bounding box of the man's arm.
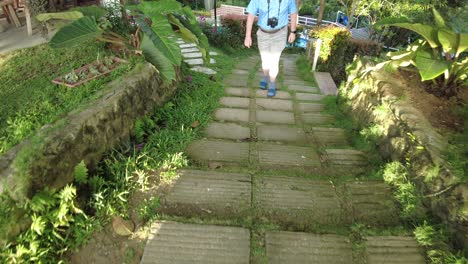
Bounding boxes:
[244,13,256,48]
[288,12,298,43]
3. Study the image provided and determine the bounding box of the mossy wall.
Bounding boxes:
[0,63,180,201]
[340,58,467,249]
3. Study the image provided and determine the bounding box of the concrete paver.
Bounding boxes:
[141,221,250,264]
[256,110,295,125]
[219,97,250,108]
[266,232,352,264]
[215,108,250,123]
[256,143,321,168]
[186,140,249,164]
[205,122,250,140]
[258,176,344,225]
[257,125,307,143]
[225,88,250,97]
[255,98,293,111]
[365,236,426,264]
[163,170,251,217]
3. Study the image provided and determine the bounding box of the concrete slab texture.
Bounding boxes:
[140,55,424,264]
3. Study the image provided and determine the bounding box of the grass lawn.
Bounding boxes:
[0,41,144,155]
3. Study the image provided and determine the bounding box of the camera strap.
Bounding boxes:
[267,0,282,22]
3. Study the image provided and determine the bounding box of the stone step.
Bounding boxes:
[232,69,249,76]
[186,139,249,165]
[161,170,251,218]
[191,66,216,75]
[257,125,307,143]
[182,52,202,58]
[310,127,348,146]
[180,43,197,49]
[225,76,248,87]
[298,102,325,113]
[256,110,296,125]
[257,176,344,226]
[225,87,250,97]
[301,113,335,125]
[344,181,400,226]
[184,58,216,66]
[325,149,367,166]
[256,90,292,99]
[141,221,250,264]
[287,85,319,93]
[236,60,258,70]
[215,108,250,123]
[284,79,311,87]
[365,236,426,264]
[255,98,293,112]
[266,232,352,264]
[204,122,250,140]
[181,47,200,53]
[219,96,250,109]
[314,72,338,95]
[295,93,325,101]
[255,143,321,169]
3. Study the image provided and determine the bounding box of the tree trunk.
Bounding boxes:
[347,0,358,29]
[317,0,325,27]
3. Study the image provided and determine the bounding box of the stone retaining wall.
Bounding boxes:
[0,63,180,201]
[340,59,467,248]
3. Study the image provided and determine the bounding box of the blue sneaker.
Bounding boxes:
[267,82,276,97]
[259,77,268,90]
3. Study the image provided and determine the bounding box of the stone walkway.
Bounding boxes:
[177,39,218,75]
[140,55,426,263]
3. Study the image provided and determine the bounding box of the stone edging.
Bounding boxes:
[340,59,467,247]
[0,63,179,201]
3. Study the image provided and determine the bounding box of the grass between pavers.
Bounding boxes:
[295,53,318,86]
[0,41,144,155]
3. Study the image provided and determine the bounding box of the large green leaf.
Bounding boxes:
[414,49,449,81]
[438,28,457,54]
[180,7,210,62]
[385,23,439,48]
[71,5,108,19]
[136,0,183,17]
[432,8,446,29]
[373,16,410,29]
[50,16,103,48]
[141,34,176,81]
[36,11,83,22]
[135,16,181,66]
[456,33,468,57]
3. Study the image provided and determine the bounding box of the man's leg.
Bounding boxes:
[267,28,287,97]
[257,30,270,89]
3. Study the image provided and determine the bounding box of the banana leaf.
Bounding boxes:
[135,16,182,66]
[383,23,439,49]
[36,11,83,22]
[141,35,176,81]
[50,16,103,48]
[438,28,457,54]
[71,5,108,20]
[414,48,449,81]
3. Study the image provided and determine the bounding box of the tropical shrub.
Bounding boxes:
[374,8,467,97]
[37,1,210,81]
[201,14,258,52]
[308,25,382,85]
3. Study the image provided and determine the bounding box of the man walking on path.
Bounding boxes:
[244,0,298,97]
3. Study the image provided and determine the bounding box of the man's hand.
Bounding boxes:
[244,35,252,48]
[288,32,296,43]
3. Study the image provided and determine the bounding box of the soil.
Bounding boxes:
[67,171,173,264]
[398,70,467,134]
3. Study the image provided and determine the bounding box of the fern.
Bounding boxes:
[134,118,146,142]
[74,160,88,185]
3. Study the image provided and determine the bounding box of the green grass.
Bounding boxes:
[295,54,318,86]
[0,41,143,155]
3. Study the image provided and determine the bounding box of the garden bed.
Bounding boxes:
[52,57,128,88]
[0,42,143,155]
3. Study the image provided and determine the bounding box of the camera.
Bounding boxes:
[267,17,278,28]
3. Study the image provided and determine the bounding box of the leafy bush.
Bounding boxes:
[375,8,468,98]
[201,14,258,52]
[308,25,381,84]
